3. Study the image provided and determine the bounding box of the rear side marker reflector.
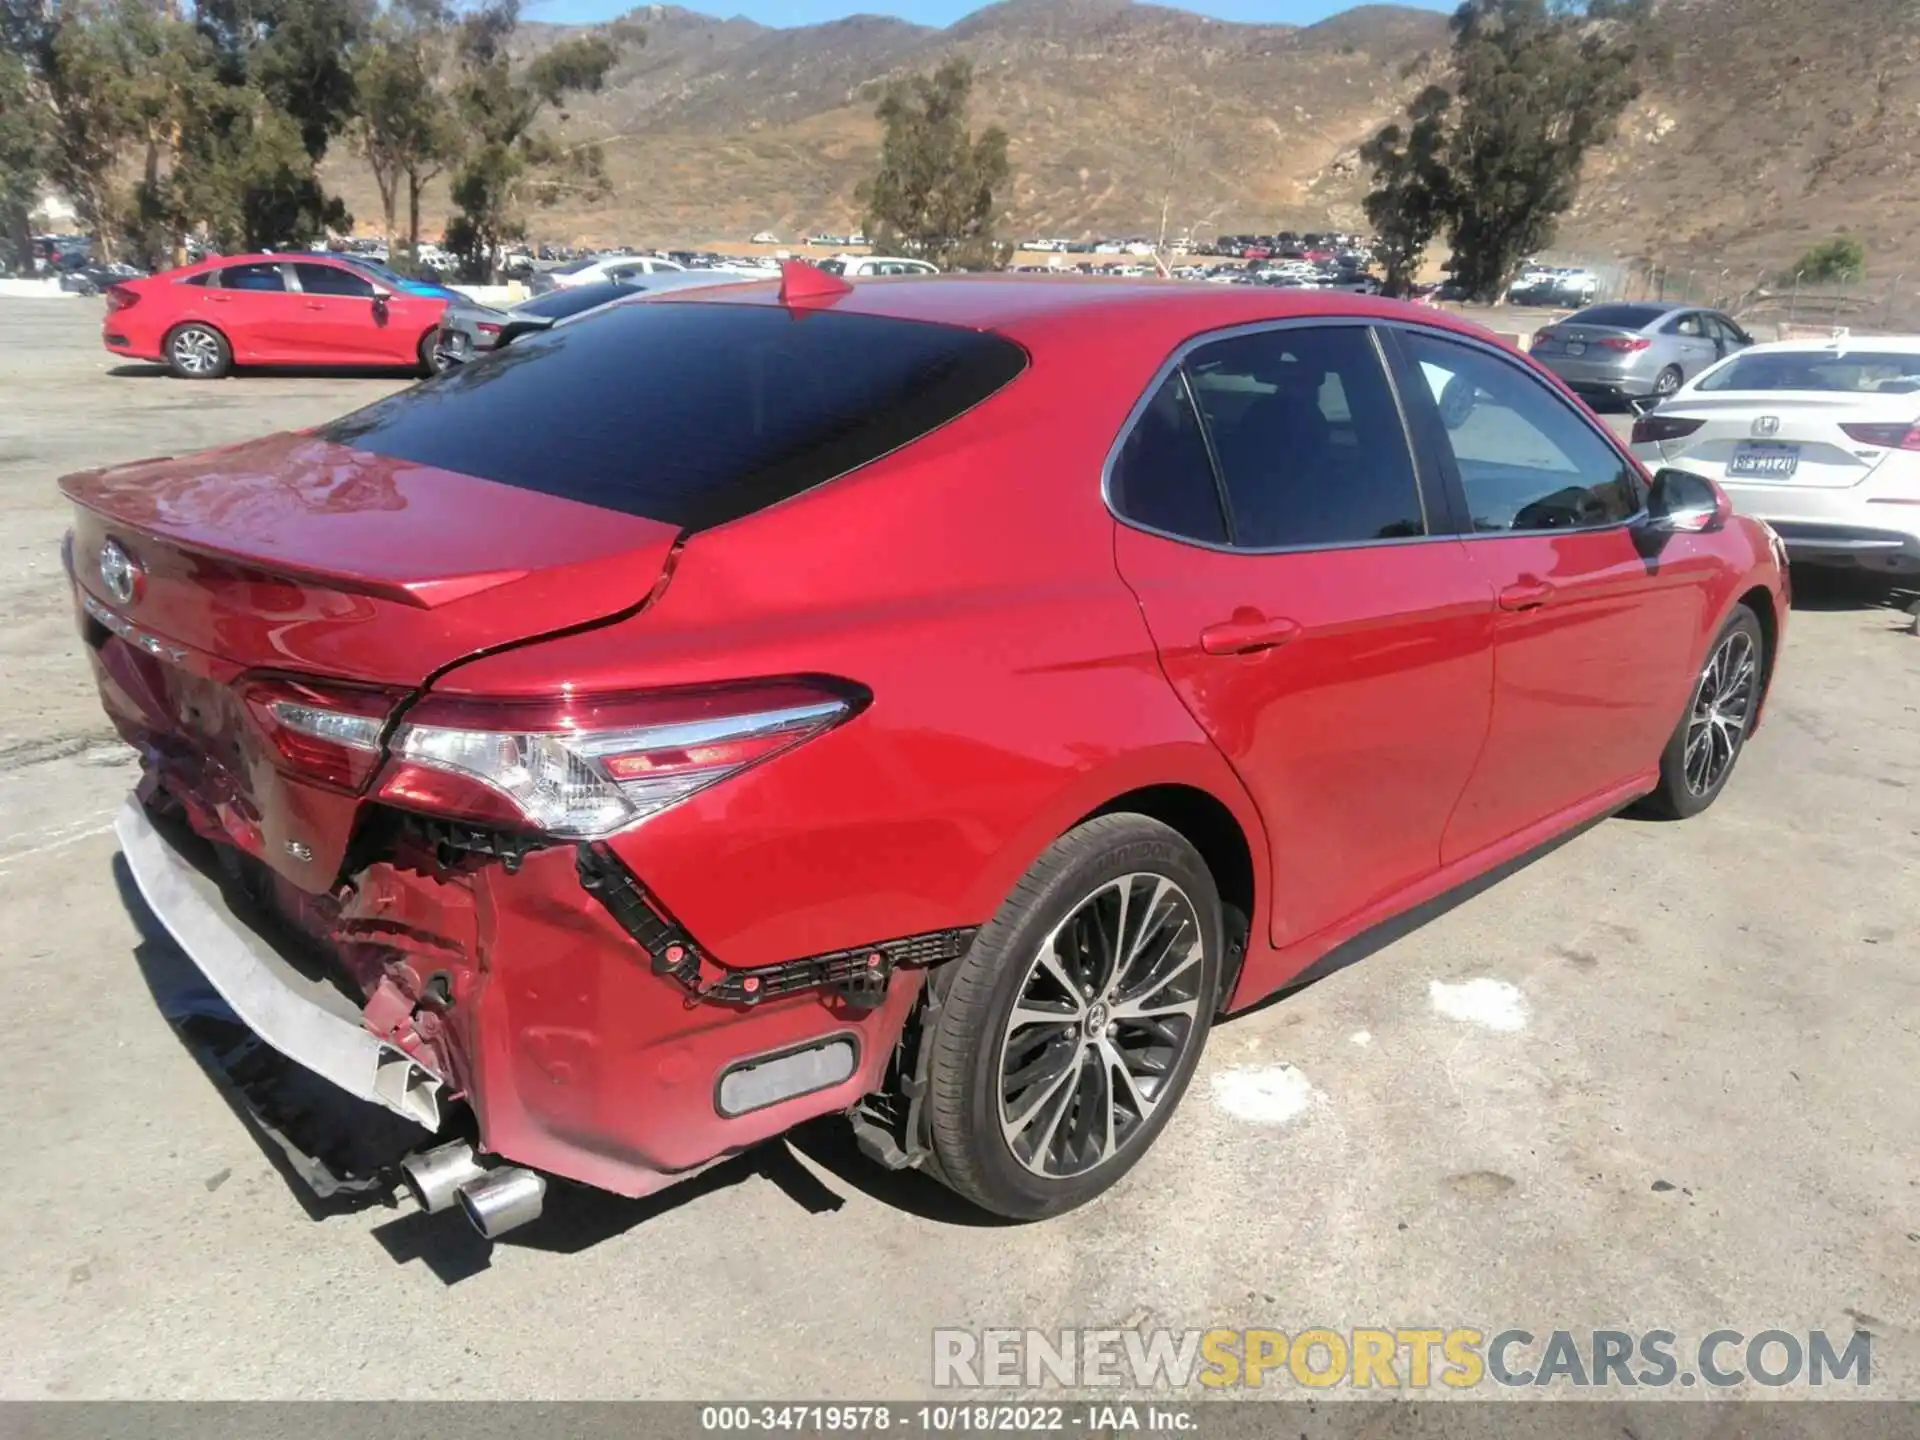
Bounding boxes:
[717,1038,859,1117]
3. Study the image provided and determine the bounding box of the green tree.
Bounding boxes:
[352,0,461,258]
[1794,236,1865,284]
[1439,0,1647,300]
[860,58,1010,269]
[0,45,51,272]
[2,0,144,262]
[1360,84,1453,297]
[444,0,623,280]
[179,0,369,251]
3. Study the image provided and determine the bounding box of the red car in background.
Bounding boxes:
[102,251,456,378]
[62,273,1786,1232]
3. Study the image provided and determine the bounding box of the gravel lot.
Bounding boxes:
[2,298,1916,1401]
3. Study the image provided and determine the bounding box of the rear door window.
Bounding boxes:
[219,263,287,292]
[317,302,1028,532]
[1108,372,1227,544]
[1184,325,1427,548]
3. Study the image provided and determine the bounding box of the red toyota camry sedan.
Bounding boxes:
[101,251,457,378]
[62,272,1787,1230]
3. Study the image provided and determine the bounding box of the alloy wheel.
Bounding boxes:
[1684,628,1757,796]
[995,872,1206,1179]
[1655,367,1681,396]
[171,328,220,376]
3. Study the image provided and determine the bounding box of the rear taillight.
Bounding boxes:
[105,285,139,312]
[240,677,406,792]
[1631,414,1706,446]
[476,322,501,337]
[1533,328,1555,346]
[1839,422,1920,451]
[1597,336,1652,353]
[374,679,860,838]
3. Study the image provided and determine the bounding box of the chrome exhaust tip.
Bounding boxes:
[400,1140,487,1214]
[455,1167,546,1240]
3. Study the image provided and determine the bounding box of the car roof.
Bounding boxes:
[669,274,1510,354]
[1728,334,1920,356]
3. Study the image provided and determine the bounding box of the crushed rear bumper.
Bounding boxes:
[115,797,445,1130]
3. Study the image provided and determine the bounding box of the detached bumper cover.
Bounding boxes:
[114,797,444,1129]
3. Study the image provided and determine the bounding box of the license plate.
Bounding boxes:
[1729,443,1801,479]
[1564,341,1586,356]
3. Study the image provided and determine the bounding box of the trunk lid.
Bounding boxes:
[1644,393,1920,489]
[64,430,681,891]
[62,429,681,682]
[1531,324,1641,360]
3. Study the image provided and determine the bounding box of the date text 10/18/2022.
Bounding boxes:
[699,1406,1197,1433]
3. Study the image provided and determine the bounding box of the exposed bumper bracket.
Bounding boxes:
[115,798,443,1130]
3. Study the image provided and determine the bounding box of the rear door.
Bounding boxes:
[1662,310,1722,381]
[205,261,299,361]
[1111,321,1495,951]
[1389,328,1709,861]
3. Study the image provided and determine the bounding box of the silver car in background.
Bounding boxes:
[1530,302,1755,405]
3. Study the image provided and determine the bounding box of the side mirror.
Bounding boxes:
[1644,466,1730,534]
[1437,372,1478,430]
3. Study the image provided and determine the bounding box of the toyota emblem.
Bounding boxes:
[1752,415,1780,437]
[98,540,141,607]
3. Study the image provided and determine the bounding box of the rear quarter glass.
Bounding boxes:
[315,303,1028,532]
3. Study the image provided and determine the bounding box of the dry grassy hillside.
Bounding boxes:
[324,0,1920,280]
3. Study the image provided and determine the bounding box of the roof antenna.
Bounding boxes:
[778,258,853,307]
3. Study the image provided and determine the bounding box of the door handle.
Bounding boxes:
[1200,615,1302,655]
[305,301,326,310]
[1498,580,1555,612]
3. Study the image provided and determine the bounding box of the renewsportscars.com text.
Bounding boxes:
[932,1328,1872,1391]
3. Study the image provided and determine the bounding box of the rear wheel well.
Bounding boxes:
[1737,584,1779,705]
[1083,784,1255,1009]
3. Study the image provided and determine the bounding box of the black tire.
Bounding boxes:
[922,814,1222,1220]
[1637,604,1764,820]
[1652,365,1683,399]
[417,329,443,377]
[164,322,231,379]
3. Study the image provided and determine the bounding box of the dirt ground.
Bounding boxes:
[1,297,1916,1401]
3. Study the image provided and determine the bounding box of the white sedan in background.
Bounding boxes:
[529,252,685,293]
[1630,336,1920,580]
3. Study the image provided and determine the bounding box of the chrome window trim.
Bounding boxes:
[1380,319,1652,537]
[1100,313,1445,558]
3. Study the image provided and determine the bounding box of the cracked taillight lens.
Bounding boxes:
[373,680,860,838]
[240,676,405,792]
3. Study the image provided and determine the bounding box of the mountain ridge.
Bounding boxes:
[324,0,1920,282]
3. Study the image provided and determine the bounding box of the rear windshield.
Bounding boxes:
[1697,350,1920,394]
[316,301,1028,531]
[513,281,631,319]
[1565,304,1667,329]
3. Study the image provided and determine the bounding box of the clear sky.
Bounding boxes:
[526,0,1453,31]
